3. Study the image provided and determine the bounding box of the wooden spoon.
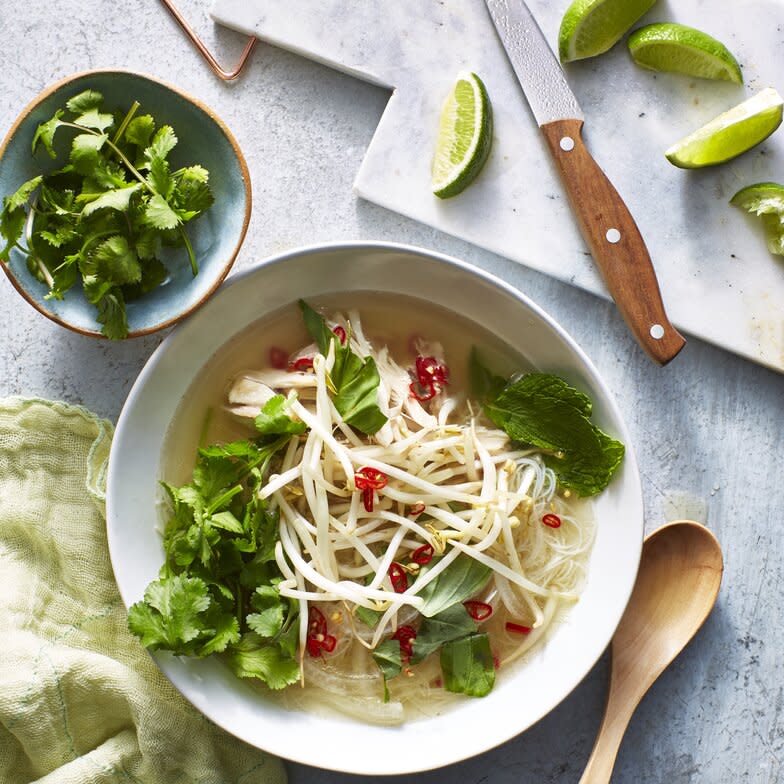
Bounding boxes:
[580,520,724,784]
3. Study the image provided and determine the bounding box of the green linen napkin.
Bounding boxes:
[0,398,287,784]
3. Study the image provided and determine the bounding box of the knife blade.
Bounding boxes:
[484,0,685,365]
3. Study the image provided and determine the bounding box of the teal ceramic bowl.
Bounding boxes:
[0,70,251,337]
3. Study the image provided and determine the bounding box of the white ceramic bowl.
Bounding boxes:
[107,241,643,775]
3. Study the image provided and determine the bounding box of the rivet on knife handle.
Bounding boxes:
[541,118,686,365]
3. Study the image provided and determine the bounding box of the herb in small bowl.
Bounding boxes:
[0,71,251,339]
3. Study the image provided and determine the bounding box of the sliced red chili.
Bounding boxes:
[464,600,493,622]
[408,502,426,517]
[388,562,408,594]
[362,487,374,513]
[410,543,434,565]
[505,622,532,635]
[542,513,562,529]
[288,356,314,372]
[409,380,437,402]
[332,325,347,345]
[392,625,417,663]
[354,467,388,491]
[409,355,449,401]
[306,607,337,657]
[493,653,501,671]
[269,346,288,369]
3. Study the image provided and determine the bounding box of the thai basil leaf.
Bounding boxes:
[298,299,387,435]
[440,633,495,697]
[418,556,492,618]
[372,639,402,702]
[410,603,476,664]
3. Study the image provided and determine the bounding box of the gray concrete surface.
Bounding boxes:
[1,2,782,782]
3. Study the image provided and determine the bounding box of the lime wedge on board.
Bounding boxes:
[665,88,783,169]
[559,0,658,63]
[731,182,784,255]
[628,23,743,84]
[431,72,493,199]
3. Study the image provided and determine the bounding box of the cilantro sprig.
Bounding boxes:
[0,89,214,339]
[127,397,305,690]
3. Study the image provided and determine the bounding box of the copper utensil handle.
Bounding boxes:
[541,118,685,365]
[159,0,256,81]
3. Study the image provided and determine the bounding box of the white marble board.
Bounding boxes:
[211,0,784,373]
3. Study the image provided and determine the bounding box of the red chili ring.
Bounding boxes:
[410,543,434,565]
[388,562,408,593]
[542,513,562,529]
[505,622,532,635]
[289,357,314,372]
[464,600,493,622]
[332,325,347,345]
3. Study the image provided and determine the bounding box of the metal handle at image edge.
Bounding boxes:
[541,118,686,365]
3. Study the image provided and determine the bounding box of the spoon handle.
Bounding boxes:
[578,684,639,784]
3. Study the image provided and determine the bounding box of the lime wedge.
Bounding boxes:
[432,72,493,199]
[665,88,784,169]
[559,0,658,63]
[628,23,743,84]
[731,182,784,255]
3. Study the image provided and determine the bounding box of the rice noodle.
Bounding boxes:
[226,307,595,724]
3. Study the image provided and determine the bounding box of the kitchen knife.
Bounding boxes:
[484,0,685,365]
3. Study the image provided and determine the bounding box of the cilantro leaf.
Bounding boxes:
[145,193,180,230]
[95,290,128,340]
[32,111,64,158]
[127,574,211,650]
[148,156,173,200]
[81,183,140,217]
[4,175,42,212]
[70,133,107,175]
[483,373,625,496]
[199,612,240,655]
[73,108,114,132]
[66,89,103,115]
[410,603,477,664]
[143,126,177,170]
[88,235,141,285]
[125,115,156,149]
[298,299,387,435]
[440,633,495,697]
[417,556,491,618]
[254,394,307,436]
[122,258,167,301]
[228,634,301,690]
[173,165,214,217]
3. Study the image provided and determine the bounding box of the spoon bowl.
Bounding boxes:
[580,520,724,784]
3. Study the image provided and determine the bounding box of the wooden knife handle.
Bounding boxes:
[541,118,685,365]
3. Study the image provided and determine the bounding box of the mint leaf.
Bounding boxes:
[66,89,103,115]
[484,373,624,496]
[298,299,388,435]
[32,111,64,158]
[81,183,140,217]
[145,193,180,230]
[469,347,506,403]
[440,633,495,697]
[418,556,491,618]
[254,394,307,436]
[95,290,128,340]
[410,603,477,664]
